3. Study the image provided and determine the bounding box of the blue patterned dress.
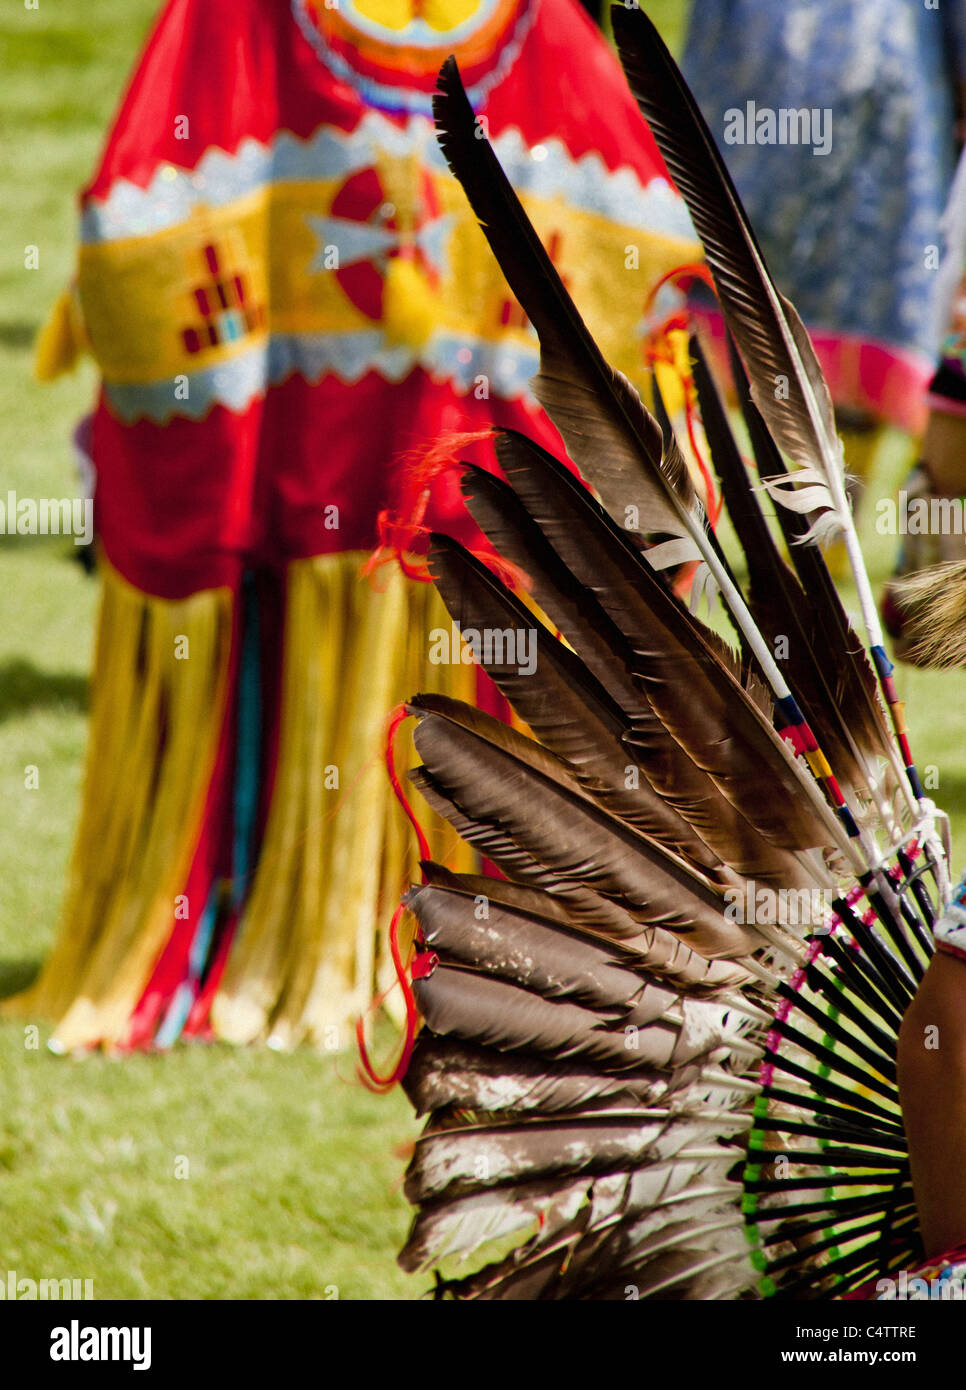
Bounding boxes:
[682,0,966,429]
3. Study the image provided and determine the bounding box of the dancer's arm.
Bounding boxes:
[898,948,966,1256]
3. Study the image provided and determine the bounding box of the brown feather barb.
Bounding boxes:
[416,859,749,990]
[489,432,829,862]
[408,698,758,958]
[431,54,707,569]
[425,525,735,878]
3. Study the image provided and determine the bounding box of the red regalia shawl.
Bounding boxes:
[20,0,699,1051]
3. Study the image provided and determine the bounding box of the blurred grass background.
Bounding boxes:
[0,0,963,1300]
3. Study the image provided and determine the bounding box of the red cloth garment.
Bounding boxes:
[75,0,698,597]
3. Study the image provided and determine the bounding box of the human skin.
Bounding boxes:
[897,949,966,1256]
[920,408,966,497]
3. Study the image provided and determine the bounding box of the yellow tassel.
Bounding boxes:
[381,258,440,350]
[33,285,87,382]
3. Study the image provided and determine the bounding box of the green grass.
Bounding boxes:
[3,1030,421,1299]
[1,0,964,1303]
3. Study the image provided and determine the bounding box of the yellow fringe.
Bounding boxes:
[2,560,232,1049]
[33,284,88,382]
[211,554,476,1048]
[381,258,440,351]
[11,552,475,1051]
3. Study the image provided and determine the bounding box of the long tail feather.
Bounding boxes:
[426,529,735,877]
[610,4,921,811]
[432,56,697,552]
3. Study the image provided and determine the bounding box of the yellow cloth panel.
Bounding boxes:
[73,171,695,389]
